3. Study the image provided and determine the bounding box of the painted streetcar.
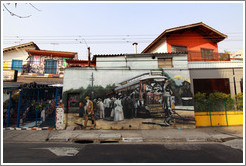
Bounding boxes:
[115,71,175,119]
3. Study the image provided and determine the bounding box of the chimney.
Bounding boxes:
[132,42,138,54]
[88,47,91,67]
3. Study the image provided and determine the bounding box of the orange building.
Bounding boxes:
[142,22,229,62]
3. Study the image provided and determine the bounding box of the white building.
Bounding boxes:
[63,53,189,92]
[231,50,243,61]
[3,42,39,75]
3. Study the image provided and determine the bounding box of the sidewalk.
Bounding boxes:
[3,126,243,147]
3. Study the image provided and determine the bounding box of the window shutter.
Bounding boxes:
[158,58,173,68]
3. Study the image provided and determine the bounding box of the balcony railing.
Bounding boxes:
[187,51,231,62]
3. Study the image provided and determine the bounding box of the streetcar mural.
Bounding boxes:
[62,70,193,129]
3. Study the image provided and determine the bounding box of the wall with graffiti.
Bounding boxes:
[22,56,67,75]
[62,53,194,129]
[63,69,193,129]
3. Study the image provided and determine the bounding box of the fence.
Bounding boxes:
[194,97,243,127]
[187,51,231,62]
[3,86,61,128]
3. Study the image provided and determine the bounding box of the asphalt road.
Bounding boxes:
[3,142,243,163]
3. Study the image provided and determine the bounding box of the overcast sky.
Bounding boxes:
[2,2,244,59]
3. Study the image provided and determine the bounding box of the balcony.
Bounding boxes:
[187,51,230,62]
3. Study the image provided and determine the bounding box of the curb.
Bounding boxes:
[3,127,55,131]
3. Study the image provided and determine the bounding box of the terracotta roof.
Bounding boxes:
[3,42,40,53]
[66,59,95,63]
[26,49,77,58]
[142,22,228,53]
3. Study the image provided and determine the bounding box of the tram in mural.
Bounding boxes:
[114,71,175,119]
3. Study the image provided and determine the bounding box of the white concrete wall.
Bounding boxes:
[63,54,189,91]
[96,54,187,70]
[173,56,188,69]
[148,37,167,53]
[63,68,147,91]
[188,61,243,69]
[96,56,127,68]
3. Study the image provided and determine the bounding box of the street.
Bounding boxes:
[3,142,243,163]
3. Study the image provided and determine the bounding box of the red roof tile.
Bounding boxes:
[26,49,77,58]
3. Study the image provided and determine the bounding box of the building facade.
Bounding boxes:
[3,42,40,74]
[62,53,194,129]
[26,49,78,77]
[141,22,243,97]
[3,42,78,78]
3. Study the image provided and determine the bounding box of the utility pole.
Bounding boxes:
[90,72,94,99]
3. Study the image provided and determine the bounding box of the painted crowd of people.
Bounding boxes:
[79,80,174,128]
[79,93,141,125]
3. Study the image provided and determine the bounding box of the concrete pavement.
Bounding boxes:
[3,126,243,151]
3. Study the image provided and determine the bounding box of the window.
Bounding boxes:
[193,78,230,94]
[201,48,214,59]
[171,45,187,53]
[158,58,173,68]
[11,60,23,72]
[45,60,57,74]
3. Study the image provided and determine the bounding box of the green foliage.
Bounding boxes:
[194,92,208,112]
[194,91,242,112]
[208,92,234,111]
[29,100,46,114]
[235,93,243,110]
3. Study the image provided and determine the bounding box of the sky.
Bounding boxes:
[2,2,244,60]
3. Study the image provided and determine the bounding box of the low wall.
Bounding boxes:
[3,70,18,82]
[195,111,243,127]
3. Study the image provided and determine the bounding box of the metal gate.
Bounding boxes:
[3,83,62,128]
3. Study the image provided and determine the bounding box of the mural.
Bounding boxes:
[22,56,66,75]
[62,70,194,129]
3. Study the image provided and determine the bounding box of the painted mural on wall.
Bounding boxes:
[62,69,193,129]
[22,56,67,75]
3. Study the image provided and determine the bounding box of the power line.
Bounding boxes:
[3,32,243,37]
